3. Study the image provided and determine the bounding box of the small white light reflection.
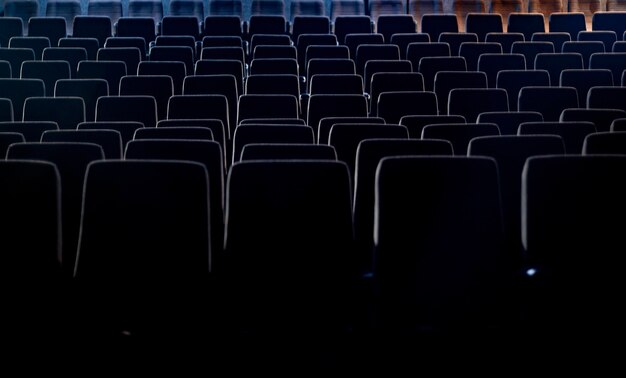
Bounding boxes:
[526,268,537,277]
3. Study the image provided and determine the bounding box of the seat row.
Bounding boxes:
[3,142,626,344]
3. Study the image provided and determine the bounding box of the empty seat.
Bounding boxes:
[78,121,144,148]
[73,16,112,47]
[531,32,571,53]
[125,139,224,258]
[534,52,584,85]
[418,56,467,92]
[374,156,508,333]
[518,121,595,153]
[157,119,226,158]
[591,11,626,36]
[183,74,238,133]
[133,126,213,141]
[467,135,565,277]
[161,16,201,40]
[363,59,412,94]
[138,61,187,95]
[42,47,88,79]
[307,94,368,131]
[116,17,157,45]
[369,0,406,22]
[522,155,626,339]
[97,47,141,76]
[375,14,417,43]
[167,95,230,137]
[377,92,438,123]
[45,0,81,36]
[465,12,503,41]
[511,41,555,69]
[232,125,314,162]
[59,37,100,61]
[333,15,371,44]
[0,99,13,122]
[458,41,502,71]
[120,75,174,121]
[96,95,157,128]
[353,138,453,272]
[42,129,122,158]
[224,160,354,334]
[578,30,617,52]
[87,0,123,35]
[240,143,336,161]
[195,59,244,95]
[583,131,626,154]
[354,44,400,76]
[149,46,195,77]
[317,116,384,144]
[549,12,586,40]
[4,0,39,34]
[0,132,23,156]
[309,74,363,95]
[105,36,148,60]
[0,48,35,79]
[587,86,626,112]
[612,118,626,131]
[28,17,66,47]
[20,60,71,97]
[0,160,60,276]
[399,114,466,138]
[589,52,626,83]
[476,111,543,135]
[507,13,545,40]
[237,94,299,124]
[8,36,50,61]
[518,86,579,122]
[6,142,104,275]
[562,41,605,69]
[485,32,524,54]
[0,17,24,48]
[434,71,487,114]
[23,97,85,130]
[560,108,626,133]
[329,123,409,176]
[478,53,526,88]
[203,15,244,36]
[77,60,126,96]
[370,72,424,115]
[559,69,613,106]
[247,14,287,36]
[0,78,45,121]
[496,69,551,111]
[448,88,509,123]
[420,13,458,42]
[421,123,500,154]
[439,32,478,56]
[406,42,451,75]
[75,160,211,337]
[249,58,298,75]
[0,121,58,142]
[390,33,431,59]
[342,33,385,60]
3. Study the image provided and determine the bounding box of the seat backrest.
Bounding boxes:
[42,129,122,158]
[6,142,104,275]
[374,155,507,332]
